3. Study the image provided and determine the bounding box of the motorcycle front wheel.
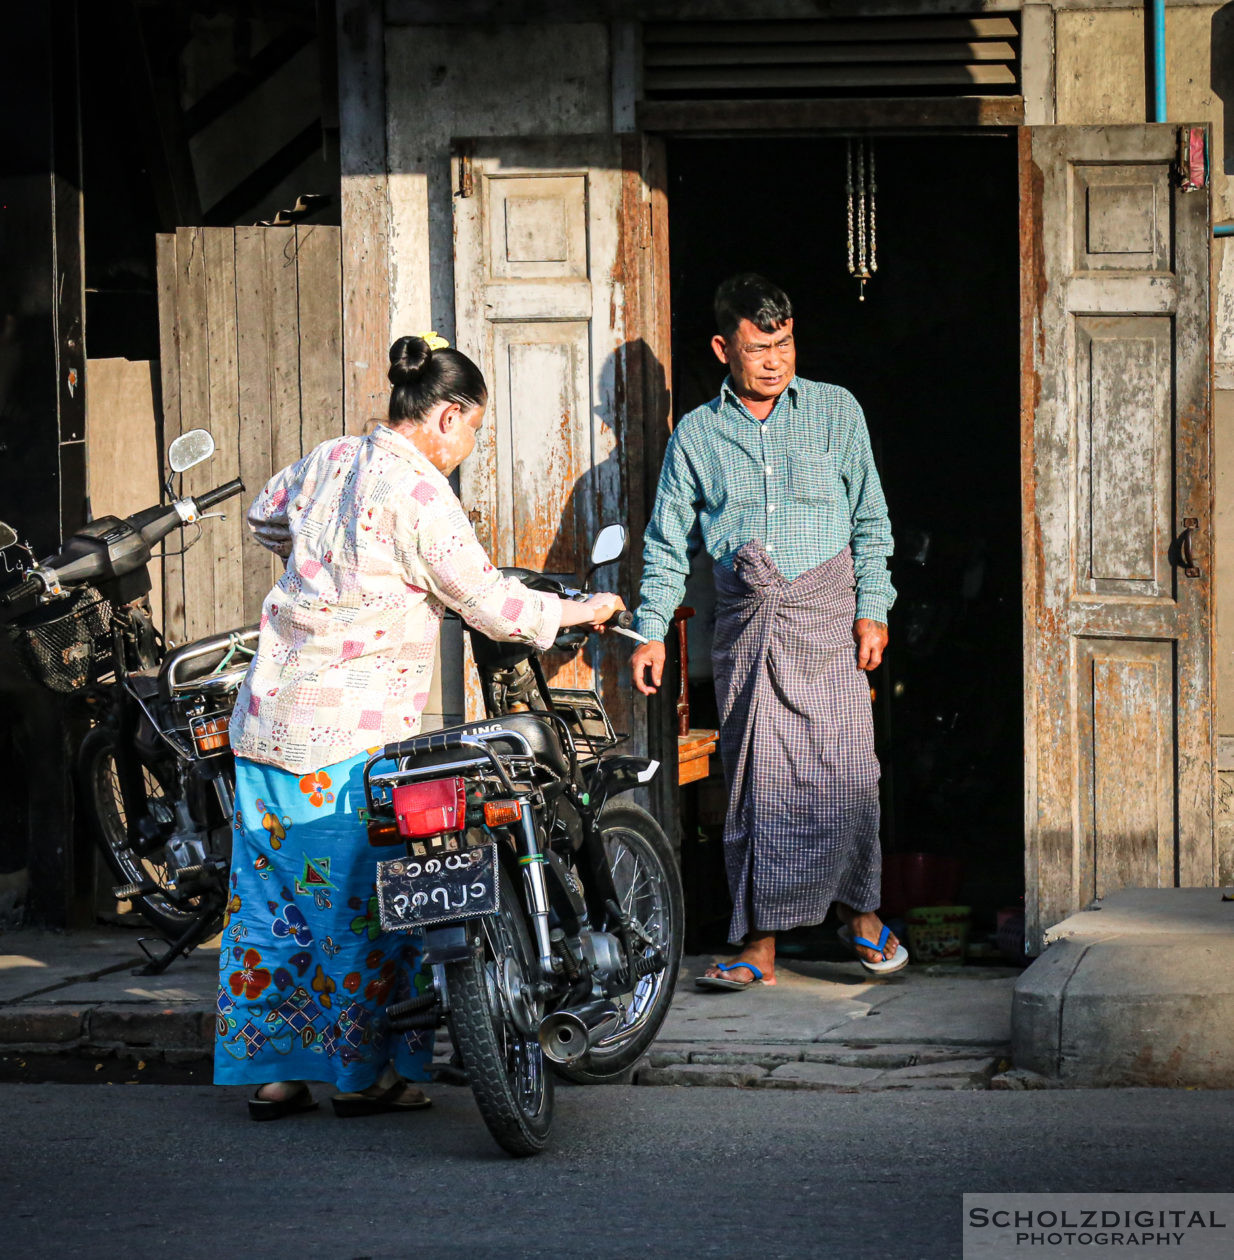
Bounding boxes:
[555,800,684,1085]
[77,725,201,937]
[446,859,554,1157]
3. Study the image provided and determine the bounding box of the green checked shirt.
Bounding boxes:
[633,376,895,643]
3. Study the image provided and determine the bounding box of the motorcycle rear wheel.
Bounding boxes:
[78,726,201,937]
[446,860,554,1157]
[555,801,684,1085]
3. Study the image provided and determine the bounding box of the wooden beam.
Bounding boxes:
[296,223,345,448]
[646,63,1018,91]
[645,18,1021,43]
[235,225,278,622]
[155,232,185,640]
[336,0,389,435]
[637,95,1025,131]
[386,1,1027,22]
[645,42,1018,67]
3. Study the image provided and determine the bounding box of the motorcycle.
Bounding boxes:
[361,524,684,1156]
[1,437,685,1157]
[0,429,249,973]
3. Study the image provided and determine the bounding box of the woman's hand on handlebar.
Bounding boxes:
[558,591,626,632]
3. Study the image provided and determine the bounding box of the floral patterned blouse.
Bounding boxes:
[229,424,562,773]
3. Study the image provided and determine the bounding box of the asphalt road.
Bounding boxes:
[3,1082,1234,1259]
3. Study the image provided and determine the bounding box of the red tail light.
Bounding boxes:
[393,777,467,839]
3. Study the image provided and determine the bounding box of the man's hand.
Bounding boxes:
[853,619,888,672]
[631,640,667,696]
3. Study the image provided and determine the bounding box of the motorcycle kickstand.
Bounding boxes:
[132,913,218,976]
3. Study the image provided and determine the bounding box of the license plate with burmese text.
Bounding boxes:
[376,843,498,931]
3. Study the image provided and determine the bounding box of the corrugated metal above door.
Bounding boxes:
[642,13,1020,101]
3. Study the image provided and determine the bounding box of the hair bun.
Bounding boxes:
[388,336,431,387]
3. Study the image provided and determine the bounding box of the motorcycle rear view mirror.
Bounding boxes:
[168,429,215,475]
[0,522,16,552]
[590,524,627,569]
[582,523,628,591]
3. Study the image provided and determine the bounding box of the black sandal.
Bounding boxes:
[248,1083,318,1121]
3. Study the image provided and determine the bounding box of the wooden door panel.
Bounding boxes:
[1075,317,1172,595]
[492,322,592,572]
[488,175,589,279]
[1076,638,1176,899]
[1071,163,1171,271]
[1022,124,1213,950]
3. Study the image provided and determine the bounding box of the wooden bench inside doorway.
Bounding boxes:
[672,607,718,786]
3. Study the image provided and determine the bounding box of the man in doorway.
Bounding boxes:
[631,273,906,987]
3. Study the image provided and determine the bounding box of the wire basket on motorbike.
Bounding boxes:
[8,585,114,693]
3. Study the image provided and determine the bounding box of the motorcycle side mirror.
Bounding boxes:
[168,429,215,474]
[582,523,628,592]
[589,524,627,569]
[0,522,16,552]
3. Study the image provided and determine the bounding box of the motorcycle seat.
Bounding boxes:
[401,712,570,778]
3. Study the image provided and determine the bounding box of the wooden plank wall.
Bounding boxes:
[156,225,343,646]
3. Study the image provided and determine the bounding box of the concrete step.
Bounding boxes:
[1012,887,1234,1088]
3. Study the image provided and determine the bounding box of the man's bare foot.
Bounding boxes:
[703,932,777,985]
[836,905,901,965]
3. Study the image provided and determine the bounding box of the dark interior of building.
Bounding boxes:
[667,134,1024,957]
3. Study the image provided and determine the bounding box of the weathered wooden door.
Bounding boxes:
[1021,125,1213,950]
[451,138,630,722]
[155,225,344,645]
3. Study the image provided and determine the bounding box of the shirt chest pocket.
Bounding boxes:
[790,453,844,505]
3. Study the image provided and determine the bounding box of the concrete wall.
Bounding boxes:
[370,6,1234,751]
[383,22,616,727]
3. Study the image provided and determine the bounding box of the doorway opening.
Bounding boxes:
[665,133,1024,957]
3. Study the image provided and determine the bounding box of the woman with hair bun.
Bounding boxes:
[216,335,623,1120]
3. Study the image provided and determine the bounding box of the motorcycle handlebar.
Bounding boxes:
[0,574,44,619]
[193,478,245,512]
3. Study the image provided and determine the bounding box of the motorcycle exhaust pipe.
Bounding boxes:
[537,999,623,1065]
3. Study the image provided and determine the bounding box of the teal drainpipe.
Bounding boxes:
[1151,0,1168,122]
[1154,3,1230,240]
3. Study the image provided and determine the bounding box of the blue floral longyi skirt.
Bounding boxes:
[213,750,432,1091]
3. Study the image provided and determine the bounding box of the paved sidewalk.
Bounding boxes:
[649,954,1015,1092]
[0,924,1018,1091]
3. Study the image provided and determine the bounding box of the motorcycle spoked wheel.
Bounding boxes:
[446,859,554,1157]
[554,800,685,1085]
[77,726,203,937]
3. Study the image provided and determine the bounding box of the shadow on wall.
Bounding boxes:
[535,339,669,723]
[1216,4,1234,175]
[541,338,669,590]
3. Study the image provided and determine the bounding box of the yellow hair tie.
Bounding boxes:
[418,331,450,351]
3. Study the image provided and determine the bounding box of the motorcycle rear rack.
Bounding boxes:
[363,726,538,813]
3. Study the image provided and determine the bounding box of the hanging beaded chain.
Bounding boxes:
[846,141,856,277]
[868,144,878,276]
[845,139,878,301]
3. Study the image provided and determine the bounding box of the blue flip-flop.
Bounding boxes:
[695,961,766,991]
[838,923,909,975]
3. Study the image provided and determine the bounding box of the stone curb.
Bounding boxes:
[0,1001,1012,1093]
[0,1002,213,1057]
[634,1050,1007,1092]
[645,1041,1010,1071]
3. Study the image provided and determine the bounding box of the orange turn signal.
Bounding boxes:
[483,800,522,827]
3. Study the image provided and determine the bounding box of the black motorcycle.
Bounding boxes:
[0,429,249,973]
[361,524,684,1157]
